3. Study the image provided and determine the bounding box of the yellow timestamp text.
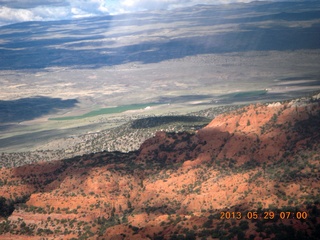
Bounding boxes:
[220,211,308,220]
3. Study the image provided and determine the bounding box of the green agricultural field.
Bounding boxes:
[49,103,160,121]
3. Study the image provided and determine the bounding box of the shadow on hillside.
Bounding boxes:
[130,116,210,129]
[0,96,78,124]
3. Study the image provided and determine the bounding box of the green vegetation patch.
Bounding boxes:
[49,103,160,121]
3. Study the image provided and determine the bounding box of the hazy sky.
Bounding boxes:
[0,0,311,26]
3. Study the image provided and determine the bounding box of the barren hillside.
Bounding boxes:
[0,94,319,239]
